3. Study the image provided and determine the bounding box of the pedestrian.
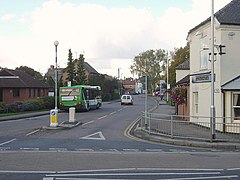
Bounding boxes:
[160,90,164,101]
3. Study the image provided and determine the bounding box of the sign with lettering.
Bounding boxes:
[192,73,214,83]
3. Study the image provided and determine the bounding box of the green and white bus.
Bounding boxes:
[59,85,102,111]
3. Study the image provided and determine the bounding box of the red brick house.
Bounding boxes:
[0,69,50,104]
[122,79,136,94]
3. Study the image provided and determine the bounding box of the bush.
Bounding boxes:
[6,103,19,113]
[0,103,7,113]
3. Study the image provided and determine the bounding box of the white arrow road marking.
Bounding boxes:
[80,131,106,140]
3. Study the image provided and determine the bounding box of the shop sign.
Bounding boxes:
[192,73,214,83]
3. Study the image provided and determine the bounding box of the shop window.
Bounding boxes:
[232,93,240,120]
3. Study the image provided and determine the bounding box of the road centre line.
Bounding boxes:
[98,115,107,119]
[0,138,16,146]
[26,129,40,136]
[109,111,117,115]
[82,120,94,126]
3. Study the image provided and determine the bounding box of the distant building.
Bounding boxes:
[45,60,99,86]
[0,69,50,104]
[122,79,136,94]
[61,61,99,85]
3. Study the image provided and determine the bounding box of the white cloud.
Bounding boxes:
[0,0,233,78]
[0,13,16,21]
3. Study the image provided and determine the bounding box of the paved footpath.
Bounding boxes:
[131,97,240,150]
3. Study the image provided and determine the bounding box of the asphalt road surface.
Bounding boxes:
[0,95,239,179]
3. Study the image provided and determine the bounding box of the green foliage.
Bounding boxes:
[88,74,119,101]
[130,49,168,91]
[168,43,190,86]
[66,49,75,85]
[170,86,187,104]
[75,54,88,85]
[0,97,54,114]
[15,66,44,81]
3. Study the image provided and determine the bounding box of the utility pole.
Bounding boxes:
[210,0,216,141]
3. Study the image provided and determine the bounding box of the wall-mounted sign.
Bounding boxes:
[192,73,214,83]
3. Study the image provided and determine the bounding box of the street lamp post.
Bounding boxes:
[54,41,59,110]
[210,0,216,140]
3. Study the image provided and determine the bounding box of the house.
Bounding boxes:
[121,79,136,94]
[0,69,50,104]
[45,65,64,82]
[174,60,190,119]
[61,61,99,85]
[187,0,240,132]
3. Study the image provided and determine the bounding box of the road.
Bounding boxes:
[0,95,239,179]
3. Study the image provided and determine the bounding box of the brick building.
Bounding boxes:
[0,69,50,104]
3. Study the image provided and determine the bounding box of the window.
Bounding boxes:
[13,88,20,97]
[193,92,198,114]
[200,43,208,69]
[232,93,240,120]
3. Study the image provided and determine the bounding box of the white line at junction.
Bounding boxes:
[0,138,16,146]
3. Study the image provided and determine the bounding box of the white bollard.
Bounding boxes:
[69,107,76,123]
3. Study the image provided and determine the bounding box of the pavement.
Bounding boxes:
[1,99,240,150]
[128,97,240,150]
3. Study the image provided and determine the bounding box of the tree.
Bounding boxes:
[130,49,168,91]
[75,54,88,85]
[15,66,44,81]
[66,49,75,85]
[88,74,119,101]
[168,43,190,86]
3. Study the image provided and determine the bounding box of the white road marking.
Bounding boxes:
[80,131,106,140]
[75,148,94,152]
[109,111,117,115]
[98,115,107,119]
[0,138,16,146]
[46,172,221,177]
[164,175,239,180]
[49,148,67,152]
[123,149,139,152]
[82,120,94,126]
[117,108,123,112]
[26,129,40,136]
[146,149,163,152]
[20,148,39,151]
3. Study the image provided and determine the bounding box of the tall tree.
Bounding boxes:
[75,54,88,85]
[130,49,168,91]
[168,43,190,86]
[66,49,75,85]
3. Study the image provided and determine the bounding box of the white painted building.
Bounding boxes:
[187,0,240,133]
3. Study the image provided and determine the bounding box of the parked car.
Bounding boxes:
[121,95,133,105]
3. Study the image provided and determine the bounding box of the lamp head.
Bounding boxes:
[54,41,59,46]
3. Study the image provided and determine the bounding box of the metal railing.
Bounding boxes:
[140,112,240,142]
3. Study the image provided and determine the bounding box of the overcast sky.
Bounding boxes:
[0,0,232,78]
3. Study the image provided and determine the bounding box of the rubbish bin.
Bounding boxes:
[50,109,58,127]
